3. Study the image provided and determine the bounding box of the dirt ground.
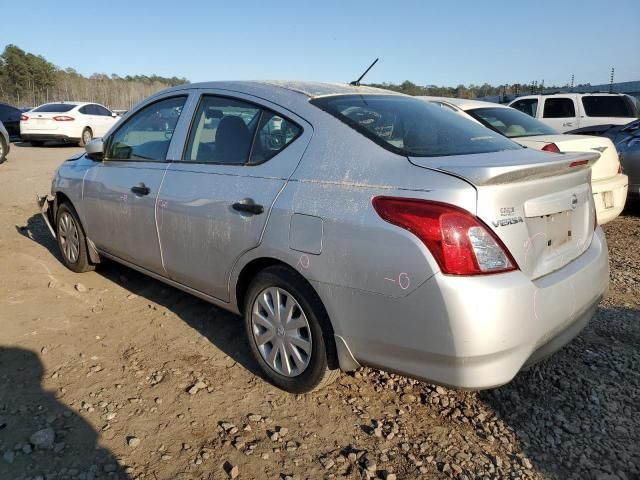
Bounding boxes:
[0,144,638,480]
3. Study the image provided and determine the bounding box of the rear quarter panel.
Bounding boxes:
[231,114,477,332]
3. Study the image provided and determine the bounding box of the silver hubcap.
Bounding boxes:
[58,212,80,263]
[251,287,312,377]
[83,130,91,143]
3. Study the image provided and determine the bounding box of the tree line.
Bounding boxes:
[367,80,592,100]
[1,44,591,110]
[0,44,188,110]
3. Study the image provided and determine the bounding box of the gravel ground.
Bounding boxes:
[0,145,638,480]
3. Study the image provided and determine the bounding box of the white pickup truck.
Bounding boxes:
[509,93,638,133]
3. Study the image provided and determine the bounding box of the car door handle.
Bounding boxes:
[563,122,574,127]
[232,198,264,215]
[131,183,151,196]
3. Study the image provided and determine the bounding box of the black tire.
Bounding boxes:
[244,265,339,393]
[56,202,94,273]
[31,140,44,147]
[0,137,7,164]
[79,128,92,147]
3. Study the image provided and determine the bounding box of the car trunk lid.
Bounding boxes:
[409,149,599,279]
[23,112,62,131]
[517,134,620,180]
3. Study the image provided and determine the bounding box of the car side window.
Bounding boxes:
[79,106,89,115]
[184,96,260,164]
[543,98,576,118]
[106,96,186,161]
[184,95,302,165]
[511,99,538,117]
[249,111,302,164]
[95,105,112,116]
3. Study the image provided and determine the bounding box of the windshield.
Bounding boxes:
[466,107,558,138]
[581,96,638,118]
[33,103,76,113]
[311,95,521,157]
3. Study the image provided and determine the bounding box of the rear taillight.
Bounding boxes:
[372,197,518,275]
[20,115,29,121]
[53,116,75,121]
[541,143,561,153]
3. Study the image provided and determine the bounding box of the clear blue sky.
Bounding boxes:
[3,0,639,87]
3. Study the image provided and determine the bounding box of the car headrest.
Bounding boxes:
[215,116,251,163]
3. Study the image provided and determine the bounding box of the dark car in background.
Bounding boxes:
[0,102,22,142]
[0,120,9,163]
[569,119,640,199]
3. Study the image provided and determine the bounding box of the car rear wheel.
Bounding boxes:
[79,128,93,147]
[244,265,339,393]
[56,202,94,273]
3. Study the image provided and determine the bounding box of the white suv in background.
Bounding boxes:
[509,93,638,133]
[20,102,120,146]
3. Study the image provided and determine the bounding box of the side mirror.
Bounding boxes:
[111,112,117,118]
[85,138,104,161]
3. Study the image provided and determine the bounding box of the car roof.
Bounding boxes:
[168,80,401,99]
[419,96,509,111]
[512,92,629,100]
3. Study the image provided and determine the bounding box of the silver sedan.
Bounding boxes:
[38,81,608,393]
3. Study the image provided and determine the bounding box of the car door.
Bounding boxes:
[81,94,190,274]
[541,97,578,132]
[157,91,311,301]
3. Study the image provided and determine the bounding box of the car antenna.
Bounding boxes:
[350,58,379,86]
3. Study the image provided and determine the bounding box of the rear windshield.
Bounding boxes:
[466,107,558,138]
[311,95,521,157]
[581,96,637,118]
[33,103,76,113]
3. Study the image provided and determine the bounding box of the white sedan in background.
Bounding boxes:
[20,102,120,147]
[422,97,629,225]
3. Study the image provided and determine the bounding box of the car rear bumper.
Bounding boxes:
[592,173,628,224]
[317,228,608,389]
[21,133,80,143]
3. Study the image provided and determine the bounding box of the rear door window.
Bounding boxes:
[543,98,576,118]
[95,105,113,116]
[581,96,637,117]
[510,99,538,117]
[184,95,302,165]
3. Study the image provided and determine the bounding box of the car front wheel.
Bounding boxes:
[56,202,94,273]
[0,136,7,163]
[244,266,339,393]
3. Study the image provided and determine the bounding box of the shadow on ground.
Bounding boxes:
[480,306,640,480]
[19,213,266,384]
[0,347,130,479]
[13,141,81,149]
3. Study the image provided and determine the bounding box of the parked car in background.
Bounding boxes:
[38,81,608,393]
[568,119,640,199]
[509,93,638,133]
[424,97,628,224]
[21,102,120,146]
[0,102,23,142]
[0,121,9,163]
